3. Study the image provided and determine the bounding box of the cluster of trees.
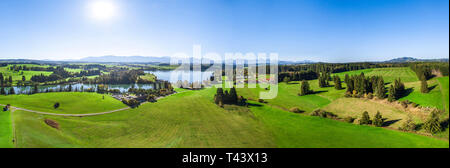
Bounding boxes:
[409,63,450,94]
[214,88,247,107]
[90,70,146,84]
[74,70,101,77]
[344,73,386,98]
[279,63,408,75]
[8,65,55,72]
[0,73,13,87]
[0,87,16,95]
[318,72,331,88]
[333,76,342,90]
[30,67,72,83]
[387,78,406,102]
[359,111,384,127]
[278,70,318,82]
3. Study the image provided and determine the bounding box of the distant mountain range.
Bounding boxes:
[384,57,449,63]
[1,56,448,64]
[77,55,172,63]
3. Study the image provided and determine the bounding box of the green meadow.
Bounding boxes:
[334,67,419,83]
[10,87,448,148]
[0,65,53,83]
[0,92,127,114]
[0,111,13,148]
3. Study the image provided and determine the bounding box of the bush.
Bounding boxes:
[344,116,355,123]
[311,109,338,119]
[54,102,60,109]
[289,107,303,113]
[367,93,373,99]
[258,99,267,103]
[400,117,416,131]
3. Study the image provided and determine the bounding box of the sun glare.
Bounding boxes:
[88,1,117,20]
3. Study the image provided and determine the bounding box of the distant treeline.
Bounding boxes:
[409,62,449,80]
[86,69,153,84]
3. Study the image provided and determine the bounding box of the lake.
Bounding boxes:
[145,70,215,83]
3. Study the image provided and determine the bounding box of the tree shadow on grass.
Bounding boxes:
[247,103,263,107]
[397,88,414,99]
[382,119,401,127]
[311,90,328,94]
[428,84,438,91]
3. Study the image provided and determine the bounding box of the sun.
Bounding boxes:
[88,1,117,20]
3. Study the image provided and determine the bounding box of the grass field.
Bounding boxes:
[250,103,448,148]
[399,78,444,110]
[13,89,275,148]
[322,98,411,128]
[437,77,449,114]
[0,66,53,83]
[0,92,127,114]
[0,111,13,148]
[10,87,449,148]
[334,67,419,83]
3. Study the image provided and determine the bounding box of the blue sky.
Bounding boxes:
[0,0,448,62]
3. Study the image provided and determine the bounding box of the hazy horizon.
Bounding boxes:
[1,0,449,62]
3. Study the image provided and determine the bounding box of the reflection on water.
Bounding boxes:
[4,83,155,95]
[145,70,214,83]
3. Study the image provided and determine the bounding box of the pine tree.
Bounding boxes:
[423,111,441,134]
[388,85,395,102]
[214,88,224,105]
[420,79,429,93]
[373,111,383,127]
[376,77,385,99]
[360,111,371,125]
[334,76,342,90]
[229,87,238,104]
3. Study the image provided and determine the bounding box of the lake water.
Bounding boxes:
[3,83,156,95]
[3,70,215,95]
[145,70,215,83]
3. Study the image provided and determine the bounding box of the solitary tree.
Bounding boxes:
[373,111,384,127]
[22,76,26,82]
[299,80,311,96]
[420,79,429,93]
